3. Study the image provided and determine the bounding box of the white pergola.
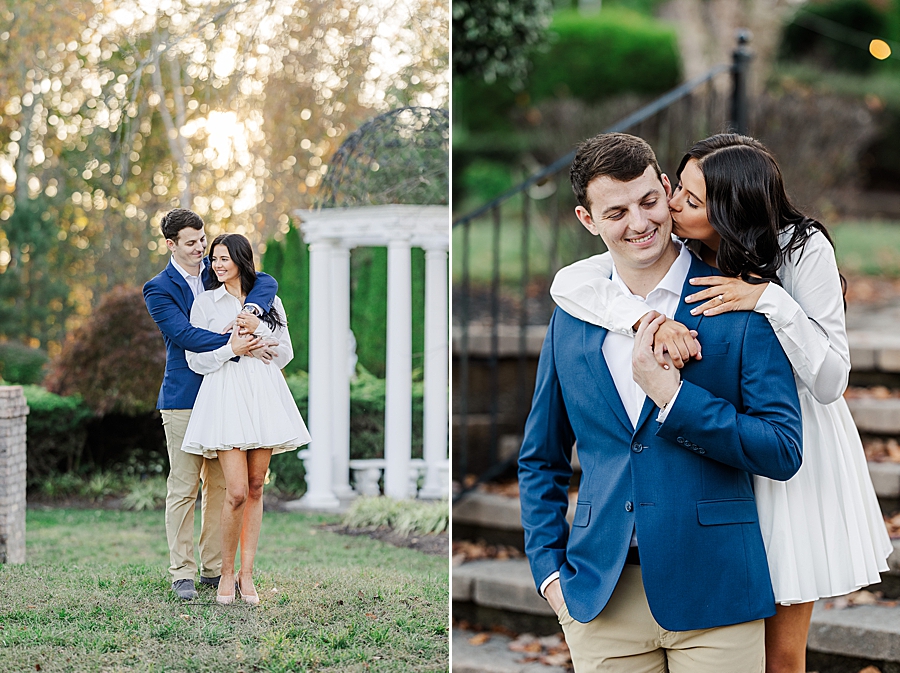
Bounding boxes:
[293,204,448,505]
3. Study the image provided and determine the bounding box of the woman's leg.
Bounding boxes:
[237,448,273,596]
[217,449,250,597]
[764,602,815,673]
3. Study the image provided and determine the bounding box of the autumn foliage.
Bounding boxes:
[45,286,165,416]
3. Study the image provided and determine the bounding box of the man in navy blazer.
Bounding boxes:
[143,208,278,600]
[518,134,803,672]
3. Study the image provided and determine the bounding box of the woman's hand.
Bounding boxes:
[686,276,768,317]
[652,318,700,369]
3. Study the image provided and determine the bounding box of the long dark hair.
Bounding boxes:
[206,233,284,329]
[675,134,842,294]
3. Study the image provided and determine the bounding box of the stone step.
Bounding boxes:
[847,331,900,374]
[451,628,568,673]
[453,491,900,575]
[846,397,900,435]
[453,558,900,664]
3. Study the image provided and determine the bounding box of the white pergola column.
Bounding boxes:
[300,239,340,508]
[384,238,413,499]
[419,245,449,499]
[330,244,354,498]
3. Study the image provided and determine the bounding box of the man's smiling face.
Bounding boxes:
[574,165,674,274]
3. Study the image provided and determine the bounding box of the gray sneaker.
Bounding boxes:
[173,578,198,600]
[199,575,220,589]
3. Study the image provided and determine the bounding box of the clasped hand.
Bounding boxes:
[633,312,681,408]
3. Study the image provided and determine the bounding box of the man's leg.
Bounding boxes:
[557,565,666,673]
[198,454,226,580]
[161,410,203,582]
[663,603,765,673]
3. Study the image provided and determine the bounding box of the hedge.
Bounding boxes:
[528,9,681,104]
[20,385,93,478]
[20,366,423,499]
[0,342,48,385]
[453,7,681,132]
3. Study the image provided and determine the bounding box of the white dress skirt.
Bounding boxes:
[181,288,311,459]
[550,231,892,604]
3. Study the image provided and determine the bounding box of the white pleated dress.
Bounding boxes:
[550,230,892,605]
[181,287,310,458]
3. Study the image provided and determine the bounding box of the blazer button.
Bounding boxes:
[625,501,634,512]
[631,442,643,453]
[697,448,707,455]
[676,437,685,444]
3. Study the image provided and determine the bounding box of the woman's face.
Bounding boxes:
[211,244,240,285]
[669,158,720,250]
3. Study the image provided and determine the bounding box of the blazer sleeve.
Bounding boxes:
[143,279,230,353]
[518,310,577,593]
[656,311,803,481]
[245,271,278,313]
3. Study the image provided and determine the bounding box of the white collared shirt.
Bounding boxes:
[602,241,691,427]
[170,257,205,300]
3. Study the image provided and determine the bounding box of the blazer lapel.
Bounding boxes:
[165,261,194,311]
[633,254,716,434]
[582,322,633,433]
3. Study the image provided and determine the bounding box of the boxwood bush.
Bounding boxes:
[0,343,48,385]
[528,8,681,104]
[20,385,93,478]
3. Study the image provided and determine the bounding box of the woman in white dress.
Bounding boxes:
[181,232,311,605]
[551,134,892,673]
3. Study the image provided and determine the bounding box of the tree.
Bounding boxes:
[0,0,448,354]
[452,0,555,86]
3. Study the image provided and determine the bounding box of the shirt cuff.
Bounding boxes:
[214,342,236,363]
[539,571,560,598]
[656,381,683,423]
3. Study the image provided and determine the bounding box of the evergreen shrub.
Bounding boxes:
[20,384,93,478]
[528,9,681,104]
[0,342,48,384]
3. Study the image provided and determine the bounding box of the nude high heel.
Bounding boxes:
[216,580,237,605]
[237,574,260,605]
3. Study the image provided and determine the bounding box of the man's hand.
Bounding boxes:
[235,312,261,334]
[545,579,565,615]
[229,329,260,357]
[633,311,681,408]
[653,318,701,369]
[247,337,279,364]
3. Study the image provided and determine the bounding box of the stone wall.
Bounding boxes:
[0,386,28,564]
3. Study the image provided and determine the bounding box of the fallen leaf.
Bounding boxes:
[468,633,491,646]
[358,590,366,600]
[365,613,377,620]
[857,667,881,673]
[35,665,42,671]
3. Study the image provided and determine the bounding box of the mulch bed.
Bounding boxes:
[321,523,449,557]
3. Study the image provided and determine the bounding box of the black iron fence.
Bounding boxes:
[452,34,753,500]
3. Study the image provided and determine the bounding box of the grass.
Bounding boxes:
[343,498,449,537]
[0,509,448,672]
[831,220,900,277]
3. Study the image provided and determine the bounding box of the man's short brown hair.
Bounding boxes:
[161,208,204,242]
[569,133,663,212]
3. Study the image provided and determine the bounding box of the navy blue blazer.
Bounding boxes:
[519,255,803,632]
[142,259,277,410]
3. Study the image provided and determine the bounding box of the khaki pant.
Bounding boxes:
[558,565,765,673]
[161,409,226,582]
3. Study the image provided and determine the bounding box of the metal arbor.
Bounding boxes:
[318,106,449,208]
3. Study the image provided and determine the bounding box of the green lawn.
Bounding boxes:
[0,509,448,672]
[831,220,900,277]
